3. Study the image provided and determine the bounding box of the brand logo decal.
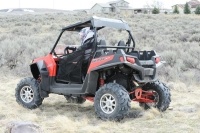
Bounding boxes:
[92,56,111,63]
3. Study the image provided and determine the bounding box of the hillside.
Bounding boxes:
[0,12,200,132]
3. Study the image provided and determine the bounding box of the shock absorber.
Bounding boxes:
[99,72,105,86]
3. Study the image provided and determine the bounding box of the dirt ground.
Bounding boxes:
[0,76,200,133]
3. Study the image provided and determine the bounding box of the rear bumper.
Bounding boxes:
[125,62,163,83]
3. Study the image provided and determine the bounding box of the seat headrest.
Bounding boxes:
[99,40,106,46]
[118,40,126,47]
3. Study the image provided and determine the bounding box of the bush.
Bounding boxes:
[173,5,179,14]
[183,47,200,69]
[179,33,190,42]
[195,6,200,14]
[184,3,191,14]
[152,8,160,14]
[161,51,177,67]
[189,34,200,42]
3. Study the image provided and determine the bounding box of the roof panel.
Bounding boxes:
[92,16,130,31]
[109,0,129,4]
[62,16,131,31]
[98,3,111,8]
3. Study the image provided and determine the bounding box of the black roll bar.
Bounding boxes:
[50,30,64,54]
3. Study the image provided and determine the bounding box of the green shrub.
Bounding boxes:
[144,10,148,14]
[173,5,179,14]
[161,51,177,67]
[152,7,160,14]
[195,6,200,14]
[184,3,191,14]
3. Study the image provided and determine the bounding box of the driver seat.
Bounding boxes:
[81,38,96,78]
[95,39,107,58]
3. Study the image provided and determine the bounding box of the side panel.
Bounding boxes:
[87,55,114,73]
[49,72,99,95]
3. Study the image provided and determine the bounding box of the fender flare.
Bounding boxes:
[30,60,49,98]
[30,60,49,79]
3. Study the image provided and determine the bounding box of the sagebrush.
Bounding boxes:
[0,12,199,84]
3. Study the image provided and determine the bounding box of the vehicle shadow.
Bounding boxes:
[39,101,144,121]
[125,109,144,119]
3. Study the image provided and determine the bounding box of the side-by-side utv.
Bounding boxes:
[15,16,171,120]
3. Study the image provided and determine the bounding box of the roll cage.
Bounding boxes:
[50,16,136,54]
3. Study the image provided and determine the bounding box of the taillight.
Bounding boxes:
[119,56,124,62]
[155,57,160,64]
[126,57,135,64]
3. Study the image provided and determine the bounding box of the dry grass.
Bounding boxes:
[0,12,200,132]
[0,76,200,133]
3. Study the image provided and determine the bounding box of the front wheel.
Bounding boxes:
[94,83,131,120]
[15,77,43,109]
[139,81,171,111]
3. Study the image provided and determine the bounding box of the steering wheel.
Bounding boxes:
[64,46,77,55]
[64,47,69,55]
[53,50,59,58]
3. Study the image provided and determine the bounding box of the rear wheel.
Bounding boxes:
[15,77,43,109]
[139,81,171,111]
[94,83,131,120]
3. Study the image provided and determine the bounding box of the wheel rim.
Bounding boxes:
[100,94,116,114]
[146,90,159,107]
[20,86,34,103]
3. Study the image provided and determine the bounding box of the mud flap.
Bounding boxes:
[36,60,50,98]
[82,71,99,94]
